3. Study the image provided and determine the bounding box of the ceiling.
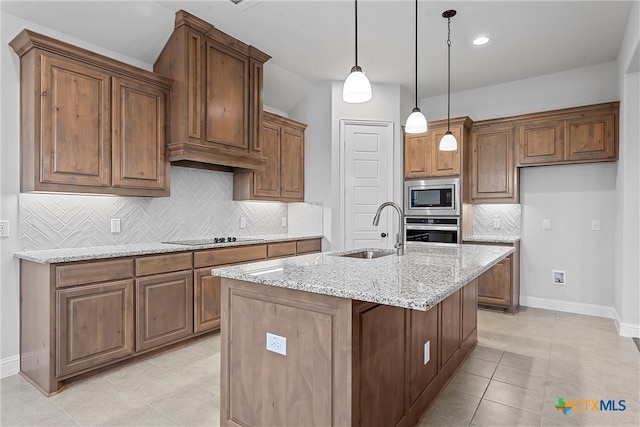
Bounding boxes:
[2,0,635,113]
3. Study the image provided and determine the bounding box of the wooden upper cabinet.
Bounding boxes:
[517,118,564,165]
[9,30,172,197]
[233,112,306,202]
[516,102,618,167]
[404,117,471,179]
[470,124,518,203]
[154,10,270,171]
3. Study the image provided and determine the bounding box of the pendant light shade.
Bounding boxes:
[439,10,458,151]
[343,0,372,103]
[405,0,427,134]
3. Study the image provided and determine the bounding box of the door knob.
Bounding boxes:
[381,232,387,238]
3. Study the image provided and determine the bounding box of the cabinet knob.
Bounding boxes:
[381,232,387,238]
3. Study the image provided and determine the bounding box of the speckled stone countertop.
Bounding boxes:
[463,235,521,244]
[14,234,324,264]
[211,244,514,311]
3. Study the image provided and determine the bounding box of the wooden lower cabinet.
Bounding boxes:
[221,278,478,427]
[194,268,222,333]
[56,280,134,378]
[473,241,520,313]
[136,270,193,351]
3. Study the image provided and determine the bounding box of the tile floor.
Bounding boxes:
[1,307,638,426]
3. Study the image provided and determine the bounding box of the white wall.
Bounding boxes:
[420,62,628,323]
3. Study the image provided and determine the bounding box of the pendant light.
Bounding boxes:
[439,10,458,151]
[343,0,372,103]
[405,0,427,134]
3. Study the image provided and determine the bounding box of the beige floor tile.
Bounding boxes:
[492,364,547,392]
[125,371,196,404]
[517,307,556,319]
[418,406,472,427]
[470,344,504,363]
[477,330,512,351]
[0,387,70,426]
[445,371,491,398]
[546,362,605,389]
[62,391,148,426]
[187,333,221,356]
[499,351,549,376]
[107,405,180,426]
[471,399,541,426]
[544,374,607,403]
[50,376,124,411]
[101,360,169,390]
[427,387,482,422]
[460,357,498,379]
[146,347,210,372]
[483,380,545,415]
[148,384,219,426]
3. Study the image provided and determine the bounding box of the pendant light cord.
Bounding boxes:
[446,15,452,132]
[414,0,418,108]
[354,0,359,67]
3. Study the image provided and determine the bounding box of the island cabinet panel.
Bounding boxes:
[135,270,193,352]
[56,280,134,378]
[352,303,405,427]
[407,306,439,406]
[440,290,461,369]
[221,279,353,427]
[462,280,478,341]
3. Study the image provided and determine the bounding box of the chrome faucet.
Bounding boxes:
[372,202,405,256]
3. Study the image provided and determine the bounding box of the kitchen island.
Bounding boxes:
[212,244,513,427]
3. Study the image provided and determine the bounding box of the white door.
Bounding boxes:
[341,120,394,250]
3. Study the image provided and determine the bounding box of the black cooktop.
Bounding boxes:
[162,237,262,246]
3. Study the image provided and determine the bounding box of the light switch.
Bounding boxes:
[110,218,121,233]
[493,218,501,229]
[543,219,551,230]
[240,217,246,229]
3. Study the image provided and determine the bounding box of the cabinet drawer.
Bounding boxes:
[56,259,134,288]
[194,244,267,268]
[267,241,297,258]
[136,252,193,276]
[296,239,321,254]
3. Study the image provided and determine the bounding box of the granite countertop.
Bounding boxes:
[211,244,514,311]
[463,235,521,244]
[14,234,324,264]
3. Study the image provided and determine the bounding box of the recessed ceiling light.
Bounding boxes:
[473,36,490,46]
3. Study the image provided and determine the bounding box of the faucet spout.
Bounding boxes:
[372,202,405,255]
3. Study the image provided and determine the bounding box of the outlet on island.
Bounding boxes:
[266,332,287,356]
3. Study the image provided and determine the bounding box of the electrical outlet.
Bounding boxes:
[493,218,501,229]
[266,332,286,356]
[0,220,9,238]
[543,219,552,230]
[110,218,121,233]
[240,217,246,229]
[424,340,430,365]
[281,217,287,227]
[591,220,601,231]
[553,270,566,285]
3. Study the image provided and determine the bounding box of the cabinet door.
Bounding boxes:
[440,289,461,369]
[431,126,462,176]
[404,133,430,178]
[355,304,405,427]
[56,280,134,377]
[136,270,193,351]
[564,112,616,162]
[280,126,305,201]
[204,40,249,150]
[517,119,564,165]
[408,306,438,405]
[194,267,221,333]
[112,77,168,193]
[253,120,281,198]
[471,126,517,202]
[478,256,512,307]
[40,54,111,187]
[462,280,477,342]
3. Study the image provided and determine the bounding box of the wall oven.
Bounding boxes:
[404,177,460,217]
[404,216,460,245]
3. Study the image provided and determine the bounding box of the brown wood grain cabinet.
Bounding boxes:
[404,117,472,179]
[154,10,270,171]
[221,278,478,427]
[471,241,520,313]
[470,124,518,203]
[233,112,307,202]
[9,30,172,197]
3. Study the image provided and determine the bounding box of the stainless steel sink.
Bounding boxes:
[338,250,395,259]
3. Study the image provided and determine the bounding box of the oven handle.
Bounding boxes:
[405,225,459,231]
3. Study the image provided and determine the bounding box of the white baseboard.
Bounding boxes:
[0,355,19,379]
[520,295,615,318]
[612,309,640,338]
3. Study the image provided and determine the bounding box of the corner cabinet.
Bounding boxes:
[9,30,172,197]
[469,123,519,203]
[404,117,472,179]
[233,112,307,202]
[154,10,271,171]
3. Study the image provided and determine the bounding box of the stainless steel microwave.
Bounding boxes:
[404,178,460,216]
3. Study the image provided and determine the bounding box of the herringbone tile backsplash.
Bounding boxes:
[473,204,521,236]
[20,166,323,251]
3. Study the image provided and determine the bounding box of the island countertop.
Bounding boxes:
[211,243,513,311]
